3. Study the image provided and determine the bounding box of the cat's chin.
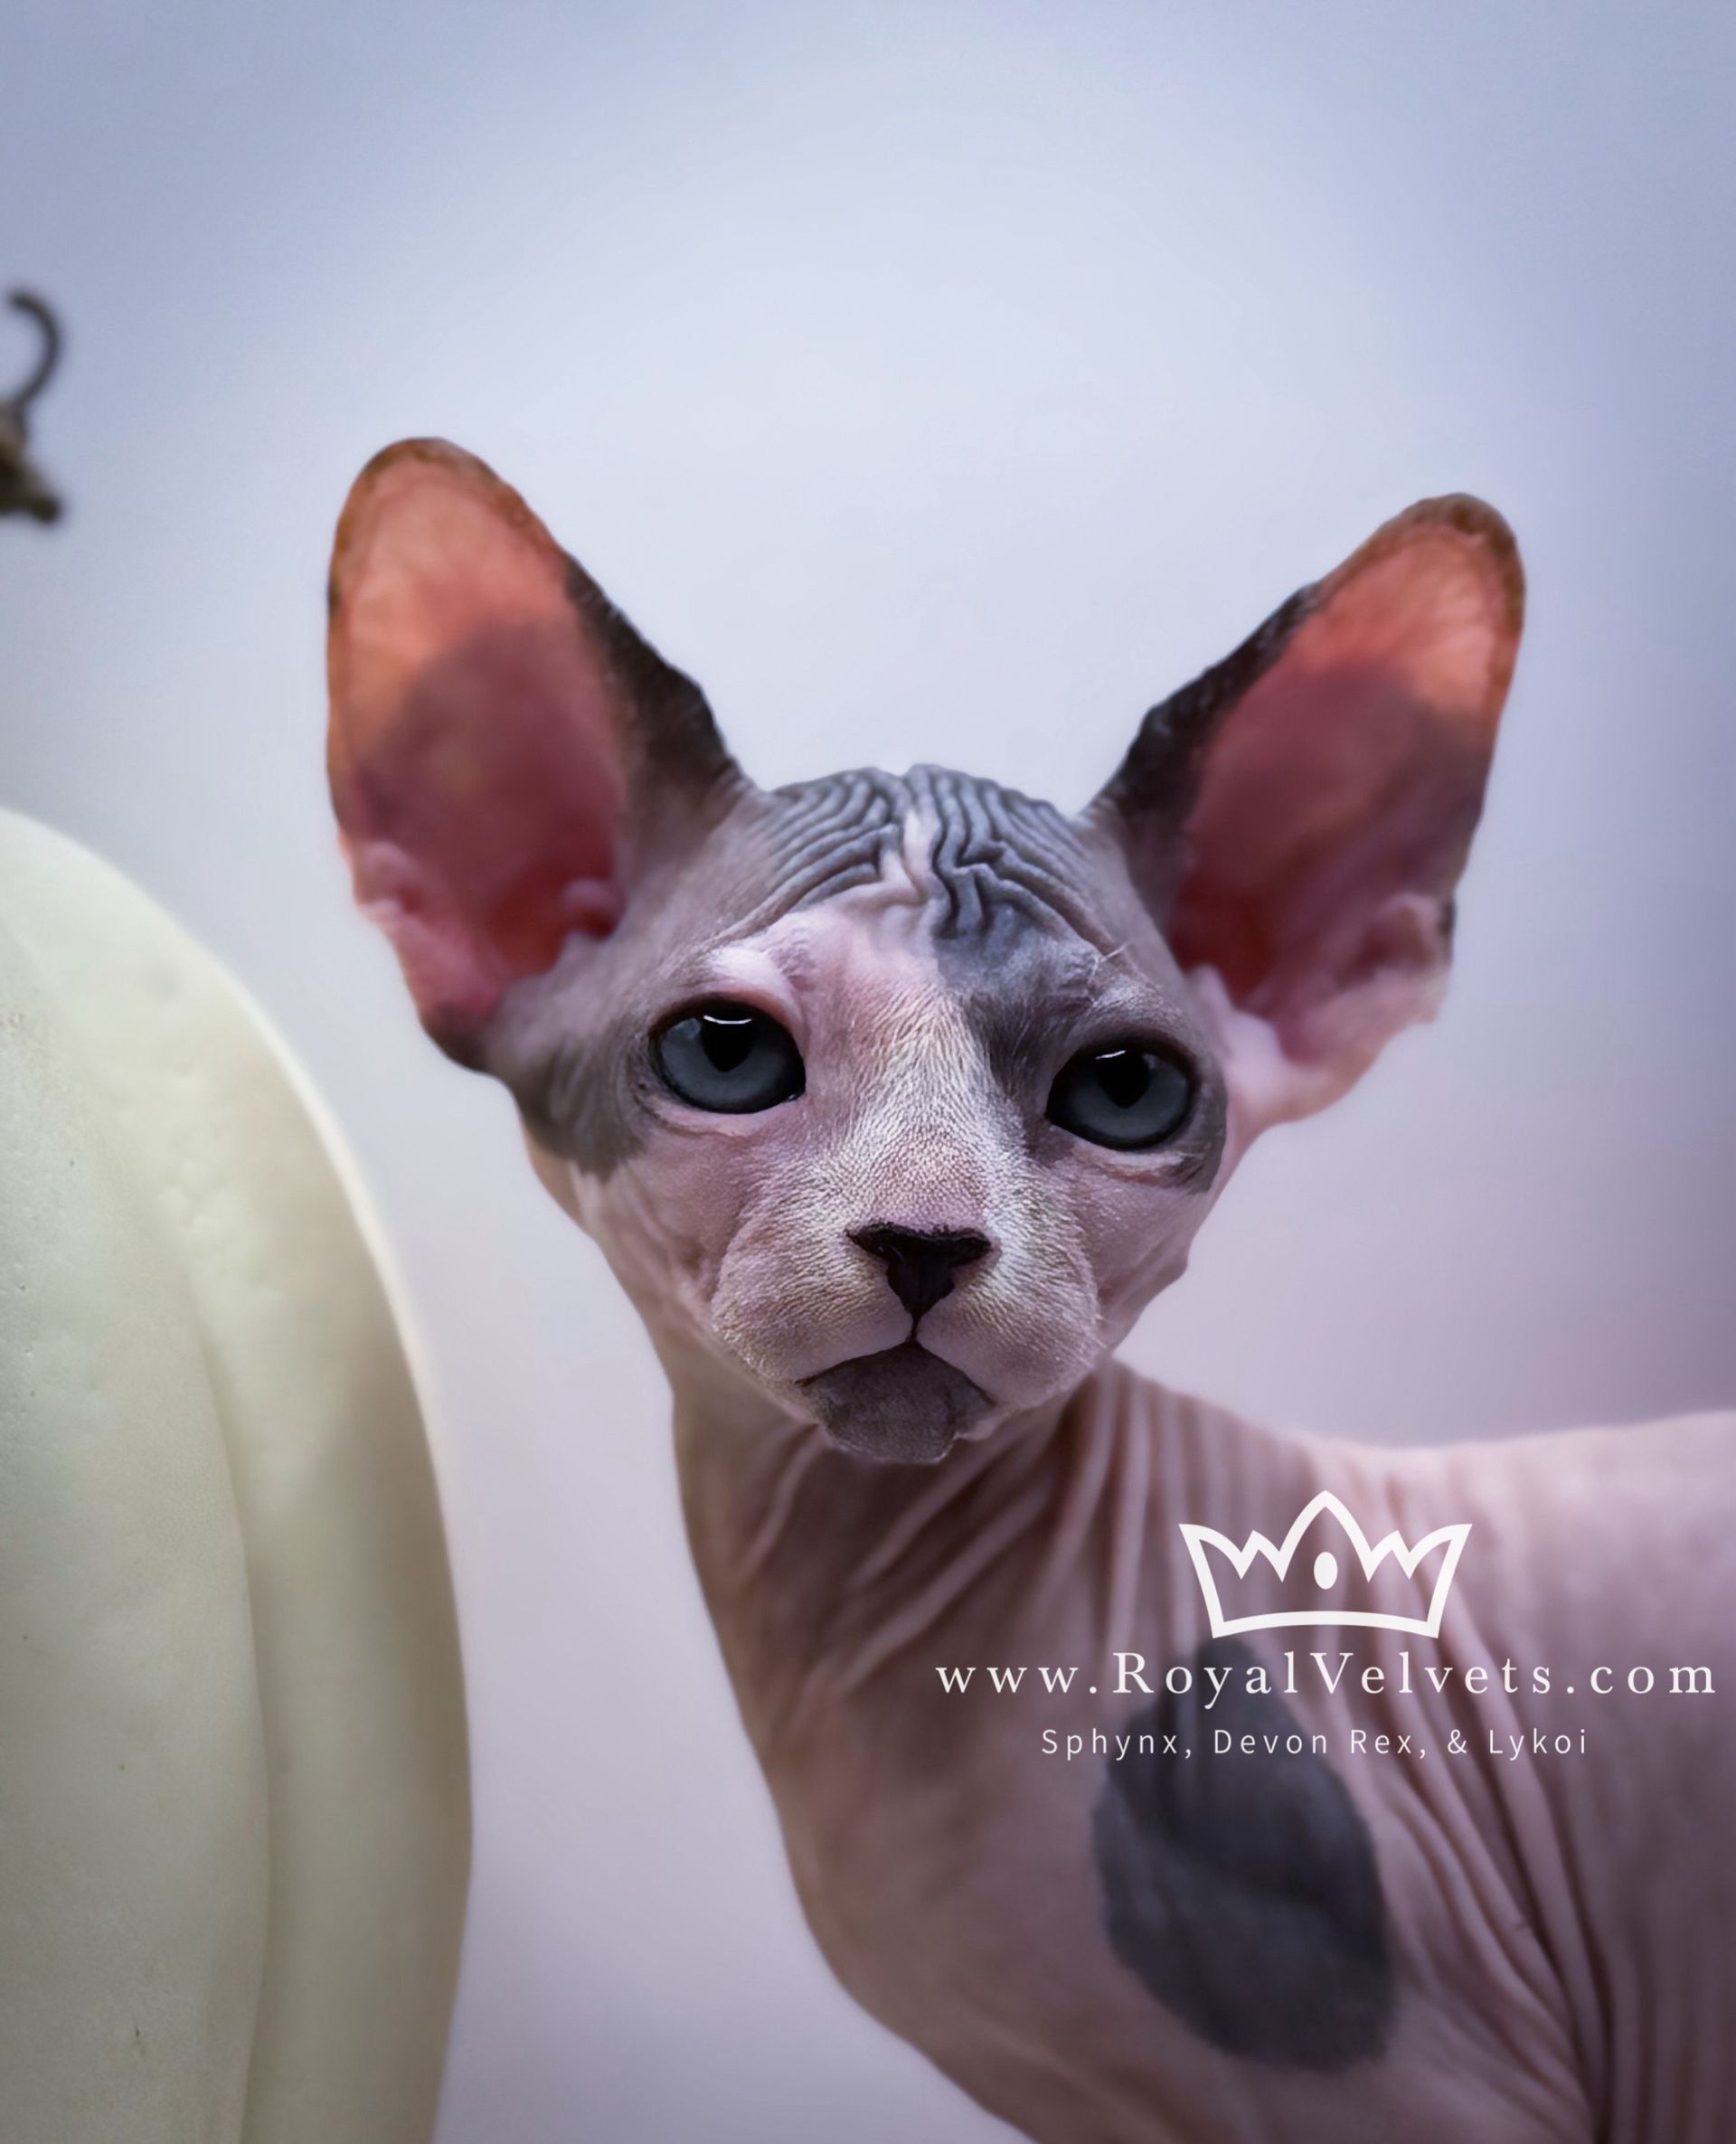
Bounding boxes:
[798,1339,991,1464]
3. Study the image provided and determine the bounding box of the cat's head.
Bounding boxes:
[327,442,1522,1461]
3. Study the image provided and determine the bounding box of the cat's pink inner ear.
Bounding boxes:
[1169,500,1522,1091]
[327,441,627,1044]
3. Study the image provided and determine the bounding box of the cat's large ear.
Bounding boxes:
[327,439,745,1061]
[1090,496,1523,1141]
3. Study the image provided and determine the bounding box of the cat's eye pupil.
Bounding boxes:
[654,1000,805,1115]
[699,1012,756,1073]
[1093,1047,1151,1112]
[1046,1039,1193,1151]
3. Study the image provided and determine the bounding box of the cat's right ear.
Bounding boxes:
[327,439,745,1062]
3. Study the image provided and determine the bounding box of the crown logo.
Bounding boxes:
[1178,1491,1471,1639]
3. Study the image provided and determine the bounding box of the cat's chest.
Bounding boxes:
[762,1682,1154,2125]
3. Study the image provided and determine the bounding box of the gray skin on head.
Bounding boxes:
[484,759,1230,1465]
[498,761,1226,1180]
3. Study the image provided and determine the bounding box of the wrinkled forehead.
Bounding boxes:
[716,765,1202,1051]
[497,762,1211,1174]
[755,765,1117,947]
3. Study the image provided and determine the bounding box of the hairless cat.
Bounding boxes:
[326,439,1733,2143]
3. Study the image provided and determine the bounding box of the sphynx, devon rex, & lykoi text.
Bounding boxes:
[326,439,1734,2143]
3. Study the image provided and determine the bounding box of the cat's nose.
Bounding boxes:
[849,1223,992,1321]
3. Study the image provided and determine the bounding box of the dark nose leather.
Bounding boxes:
[849,1223,991,1321]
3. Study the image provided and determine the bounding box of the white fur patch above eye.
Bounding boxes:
[684,941,809,1028]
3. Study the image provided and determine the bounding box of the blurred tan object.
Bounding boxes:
[0,291,63,523]
[0,809,469,2144]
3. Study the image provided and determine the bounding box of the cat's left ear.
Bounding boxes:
[327,439,746,1063]
[1089,496,1523,1143]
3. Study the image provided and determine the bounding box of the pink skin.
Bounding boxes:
[530,884,1203,1443]
[327,439,1735,2141]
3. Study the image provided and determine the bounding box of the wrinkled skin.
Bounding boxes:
[327,439,1735,2142]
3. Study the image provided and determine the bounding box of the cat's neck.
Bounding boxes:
[664,1351,1297,1760]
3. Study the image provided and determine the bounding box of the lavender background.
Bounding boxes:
[5,5,1733,2137]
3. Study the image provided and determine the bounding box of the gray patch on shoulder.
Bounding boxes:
[1090,1636,1392,2071]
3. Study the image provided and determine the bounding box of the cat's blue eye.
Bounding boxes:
[654,1001,805,1114]
[1046,1041,1194,1150]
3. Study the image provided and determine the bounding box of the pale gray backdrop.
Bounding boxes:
[5,5,1733,2138]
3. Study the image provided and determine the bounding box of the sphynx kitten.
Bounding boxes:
[326,440,1734,2143]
